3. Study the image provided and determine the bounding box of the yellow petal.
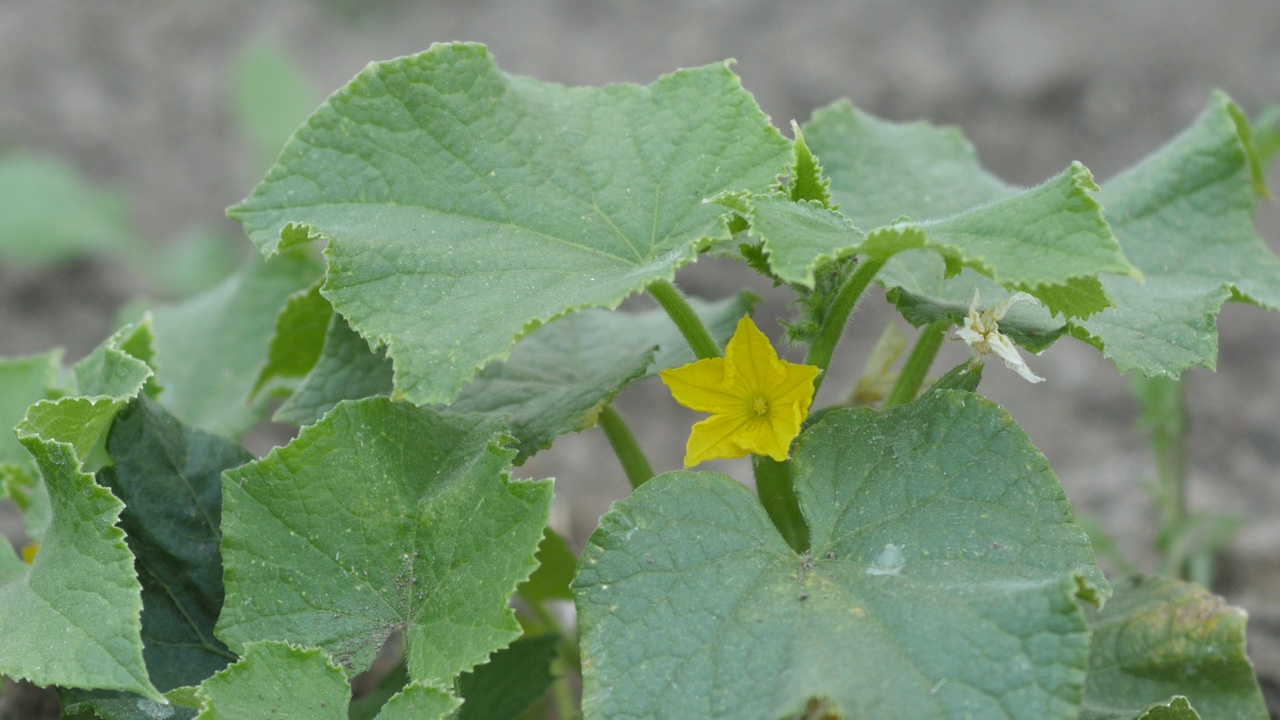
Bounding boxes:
[684,412,760,466]
[660,357,738,414]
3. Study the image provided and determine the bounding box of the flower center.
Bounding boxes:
[752,396,769,416]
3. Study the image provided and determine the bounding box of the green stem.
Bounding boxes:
[754,455,809,553]
[649,279,722,360]
[1132,374,1192,579]
[598,404,655,490]
[882,320,949,408]
[804,257,887,392]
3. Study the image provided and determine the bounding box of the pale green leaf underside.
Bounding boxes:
[576,390,1105,719]
[805,94,1280,376]
[1073,93,1280,375]
[1080,576,1267,720]
[194,642,350,720]
[151,250,321,438]
[218,398,552,685]
[0,350,62,503]
[735,161,1135,318]
[275,294,754,464]
[229,42,790,406]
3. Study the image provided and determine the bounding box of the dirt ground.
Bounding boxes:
[2,0,1279,714]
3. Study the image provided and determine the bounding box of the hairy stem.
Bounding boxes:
[599,404,655,490]
[649,279,722,360]
[804,257,887,393]
[883,320,949,408]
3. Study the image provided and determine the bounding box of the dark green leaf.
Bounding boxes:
[576,390,1106,719]
[457,633,560,720]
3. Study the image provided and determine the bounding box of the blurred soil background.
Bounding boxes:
[1,0,1279,713]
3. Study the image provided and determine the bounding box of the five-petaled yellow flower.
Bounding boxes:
[660,316,820,467]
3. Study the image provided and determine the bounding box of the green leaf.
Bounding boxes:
[272,313,393,427]
[1072,93,1280,376]
[518,528,575,606]
[883,262,1068,352]
[0,427,160,700]
[231,43,318,175]
[275,294,755,466]
[100,397,251,690]
[217,398,552,684]
[731,163,1136,319]
[229,42,790,406]
[784,123,835,209]
[194,642,349,720]
[0,151,141,266]
[373,681,460,720]
[150,249,322,437]
[457,633,560,720]
[576,390,1105,719]
[1080,576,1268,720]
[253,281,333,397]
[803,101,1013,228]
[12,323,155,541]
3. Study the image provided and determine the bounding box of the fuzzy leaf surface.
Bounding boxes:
[218,398,552,684]
[229,42,789,406]
[1080,576,1267,720]
[576,390,1105,719]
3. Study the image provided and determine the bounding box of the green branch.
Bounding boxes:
[599,404,655,490]
[649,279,722,360]
[804,258,887,392]
[883,320,949,408]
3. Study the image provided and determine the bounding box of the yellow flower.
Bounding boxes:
[955,289,1045,384]
[660,316,820,466]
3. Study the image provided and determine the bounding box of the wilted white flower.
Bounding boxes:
[955,289,1045,384]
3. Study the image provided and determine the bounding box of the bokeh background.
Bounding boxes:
[2,0,1278,711]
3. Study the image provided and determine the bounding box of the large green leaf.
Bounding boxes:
[217,398,552,685]
[253,281,333,397]
[1072,93,1280,376]
[229,42,790,406]
[575,390,1105,719]
[275,294,754,464]
[1080,576,1267,720]
[723,161,1136,318]
[150,249,322,437]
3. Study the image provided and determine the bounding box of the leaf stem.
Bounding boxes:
[883,320,950,408]
[598,404,655,490]
[649,279,722,360]
[1133,375,1195,581]
[804,257,887,392]
[753,455,809,553]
